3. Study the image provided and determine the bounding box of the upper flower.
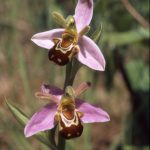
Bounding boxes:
[31,0,105,71]
[24,82,110,139]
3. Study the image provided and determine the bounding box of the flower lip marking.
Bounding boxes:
[48,16,80,66]
[54,86,84,139]
[55,39,74,54]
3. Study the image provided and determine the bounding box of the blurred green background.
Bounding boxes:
[0,0,149,150]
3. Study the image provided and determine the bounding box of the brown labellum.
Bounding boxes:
[54,86,84,139]
[55,102,83,139]
[48,38,72,66]
[58,111,83,139]
[48,33,79,66]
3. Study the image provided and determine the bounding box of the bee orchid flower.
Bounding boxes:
[31,0,105,71]
[24,82,110,139]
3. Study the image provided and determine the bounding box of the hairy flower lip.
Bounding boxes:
[31,0,106,71]
[24,85,110,138]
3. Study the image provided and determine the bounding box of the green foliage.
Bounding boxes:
[126,59,149,91]
[6,100,28,126]
[123,146,149,150]
[6,100,57,150]
[91,24,102,43]
[103,28,149,46]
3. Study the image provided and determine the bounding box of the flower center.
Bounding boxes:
[48,15,84,66]
[61,32,76,47]
[62,105,75,120]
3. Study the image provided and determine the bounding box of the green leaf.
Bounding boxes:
[125,60,149,91]
[104,28,149,46]
[6,100,28,126]
[91,24,103,43]
[5,100,57,150]
[124,145,149,150]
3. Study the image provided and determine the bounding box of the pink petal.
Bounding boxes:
[76,99,110,123]
[24,104,57,137]
[41,84,64,96]
[77,36,106,71]
[41,84,63,101]
[31,29,64,49]
[74,0,93,32]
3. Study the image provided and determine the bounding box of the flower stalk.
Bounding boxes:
[58,58,81,150]
[64,59,81,88]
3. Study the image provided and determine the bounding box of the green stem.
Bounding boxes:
[64,59,81,88]
[58,134,66,150]
[64,60,73,88]
[58,58,81,150]
[48,127,57,147]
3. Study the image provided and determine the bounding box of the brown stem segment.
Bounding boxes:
[121,0,149,29]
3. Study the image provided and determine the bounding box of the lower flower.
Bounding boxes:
[24,82,110,139]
